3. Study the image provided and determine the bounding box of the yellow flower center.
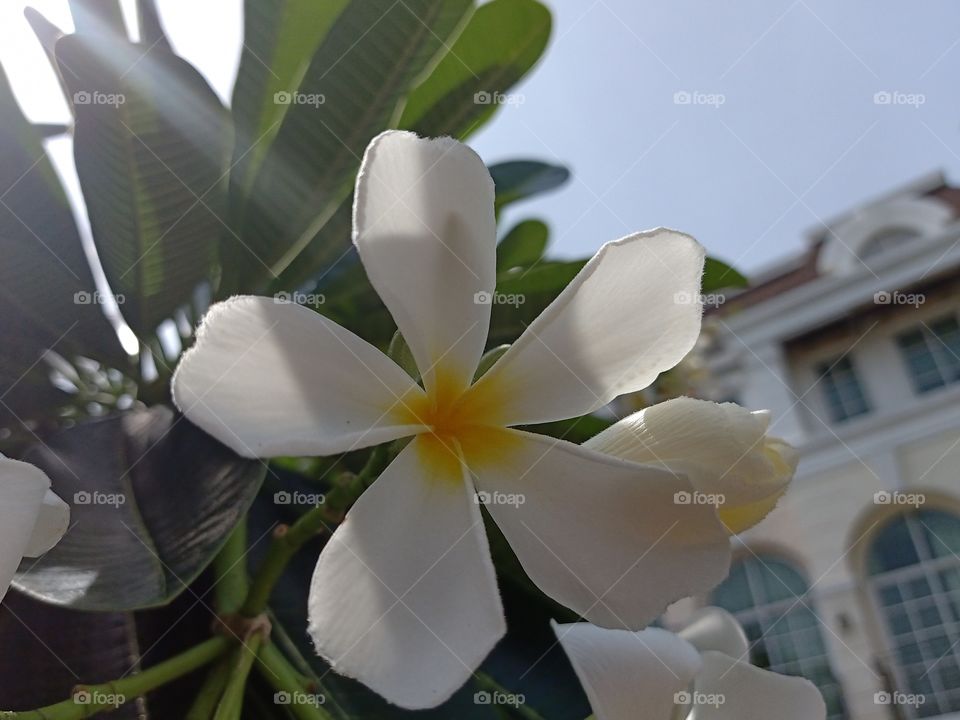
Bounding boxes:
[392,370,519,479]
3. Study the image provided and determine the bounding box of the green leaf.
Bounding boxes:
[490,159,570,211]
[0,61,124,407]
[702,256,748,293]
[229,0,350,209]
[136,0,172,50]
[496,218,548,271]
[488,260,586,346]
[14,406,265,610]
[399,0,551,139]
[68,0,127,37]
[226,0,473,292]
[55,34,230,339]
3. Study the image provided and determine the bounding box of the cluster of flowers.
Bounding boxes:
[1,132,822,719]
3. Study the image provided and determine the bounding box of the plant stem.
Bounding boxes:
[184,658,231,720]
[212,633,263,720]
[240,503,334,617]
[255,643,334,720]
[3,636,229,719]
[213,520,249,614]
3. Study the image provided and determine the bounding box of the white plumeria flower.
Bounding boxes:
[173,130,734,709]
[553,607,826,720]
[1,454,70,603]
[584,397,799,534]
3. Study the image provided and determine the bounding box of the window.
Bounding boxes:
[817,356,870,422]
[868,510,960,718]
[712,556,847,720]
[896,316,960,394]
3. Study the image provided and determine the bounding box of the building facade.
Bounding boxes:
[684,172,960,719]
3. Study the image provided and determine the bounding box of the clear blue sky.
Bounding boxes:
[4,0,960,275]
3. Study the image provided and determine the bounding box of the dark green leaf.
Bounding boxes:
[488,260,586,346]
[490,160,570,212]
[399,0,551,139]
[55,34,230,339]
[229,0,350,210]
[226,0,473,293]
[0,61,124,413]
[496,218,548,271]
[14,406,265,610]
[137,0,171,50]
[702,256,749,293]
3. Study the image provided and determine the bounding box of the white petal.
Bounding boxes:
[353,131,496,396]
[690,651,826,720]
[678,607,749,659]
[585,398,797,509]
[172,296,426,458]
[0,458,52,602]
[467,229,704,426]
[23,489,71,557]
[468,429,730,628]
[552,622,701,720]
[307,435,505,709]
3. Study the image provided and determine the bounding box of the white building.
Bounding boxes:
[690,172,960,720]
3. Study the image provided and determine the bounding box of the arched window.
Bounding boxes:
[712,556,847,720]
[868,509,960,717]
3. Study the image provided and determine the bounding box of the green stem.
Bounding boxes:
[213,521,249,614]
[184,658,231,720]
[3,636,229,719]
[240,503,335,617]
[212,634,263,720]
[255,643,334,720]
